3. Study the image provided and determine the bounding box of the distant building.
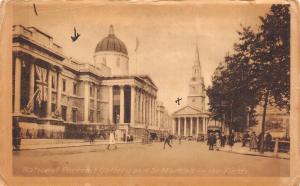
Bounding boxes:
[12,25,167,140]
[250,105,289,138]
[172,45,209,137]
[156,101,172,134]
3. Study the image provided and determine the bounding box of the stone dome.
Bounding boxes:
[95,25,128,55]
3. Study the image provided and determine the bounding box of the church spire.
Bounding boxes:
[195,44,201,68]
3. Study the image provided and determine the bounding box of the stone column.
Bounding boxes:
[14,56,21,114]
[120,85,124,124]
[152,97,155,126]
[94,86,97,122]
[204,118,207,133]
[143,93,146,125]
[144,94,147,125]
[136,90,140,123]
[47,69,52,117]
[139,91,143,124]
[172,118,175,134]
[108,85,113,124]
[184,117,187,137]
[84,82,90,123]
[146,94,149,125]
[149,96,152,126]
[190,118,193,136]
[201,117,205,134]
[29,63,35,113]
[130,85,135,125]
[56,71,62,114]
[196,117,199,136]
[177,118,180,136]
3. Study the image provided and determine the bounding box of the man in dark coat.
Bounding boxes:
[208,133,216,150]
[163,134,173,149]
[228,132,235,151]
[264,132,273,151]
[257,132,264,151]
[220,132,226,147]
[242,132,250,147]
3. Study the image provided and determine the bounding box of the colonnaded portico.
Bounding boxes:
[172,106,209,137]
[102,75,159,138]
[173,116,209,137]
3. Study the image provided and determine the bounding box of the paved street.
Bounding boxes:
[13,141,289,177]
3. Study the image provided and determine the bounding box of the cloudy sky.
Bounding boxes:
[13,1,271,113]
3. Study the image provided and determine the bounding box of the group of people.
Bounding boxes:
[206,130,273,152]
[207,132,235,151]
[248,131,273,152]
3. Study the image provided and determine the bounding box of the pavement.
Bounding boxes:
[19,139,141,150]
[13,141,289,177]
[218,142,290,160]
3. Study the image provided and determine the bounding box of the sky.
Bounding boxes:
[13,1,271,113]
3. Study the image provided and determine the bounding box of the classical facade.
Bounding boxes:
[12,24,167,140]
[172,46,210,137]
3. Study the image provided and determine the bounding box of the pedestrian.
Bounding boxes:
[163,134,173,149]
[249,132,258,151]
[220,132,226,147]
[107,130,117,150]
[89,132,95,144]
[178,135,181,144]
[242,131,250,147]
[207,132,215,150]
[12,122,21,151]
[257,132,264,151]
[215,133,221,151]
[264,132,273,152]
[228,131,235,151]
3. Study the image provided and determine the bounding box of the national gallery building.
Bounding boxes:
[12,25,171,140]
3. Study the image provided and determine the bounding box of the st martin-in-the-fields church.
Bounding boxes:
[172,46,210,138]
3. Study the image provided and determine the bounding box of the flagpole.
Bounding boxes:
[135,49,138,75]
[134,37,139,75]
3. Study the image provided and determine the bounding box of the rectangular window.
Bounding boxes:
[72,108,78,123]
[62,79,67,92]
[89,109,94,122]
[61,105,67,121]
[73,83,77,95]
[97,111,101,122]
[90,86,94,97]
[97,88,100,99]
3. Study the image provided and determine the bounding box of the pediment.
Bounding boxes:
[173,105,203,116]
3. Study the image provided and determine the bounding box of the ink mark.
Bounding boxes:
[175,97,182,105]
[71,27,80,42]
[33,4,38,16]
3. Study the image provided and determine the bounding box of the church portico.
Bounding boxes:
[172,115,209,137]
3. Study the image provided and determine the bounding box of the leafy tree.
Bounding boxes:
[251,4,290,153]
[207,5,290,153]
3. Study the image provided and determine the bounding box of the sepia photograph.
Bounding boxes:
[0,0,298,185]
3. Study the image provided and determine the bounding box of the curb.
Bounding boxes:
[219,149,290,160]
[17,142,141,151]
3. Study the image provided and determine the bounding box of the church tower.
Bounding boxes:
[187,45,205,111]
